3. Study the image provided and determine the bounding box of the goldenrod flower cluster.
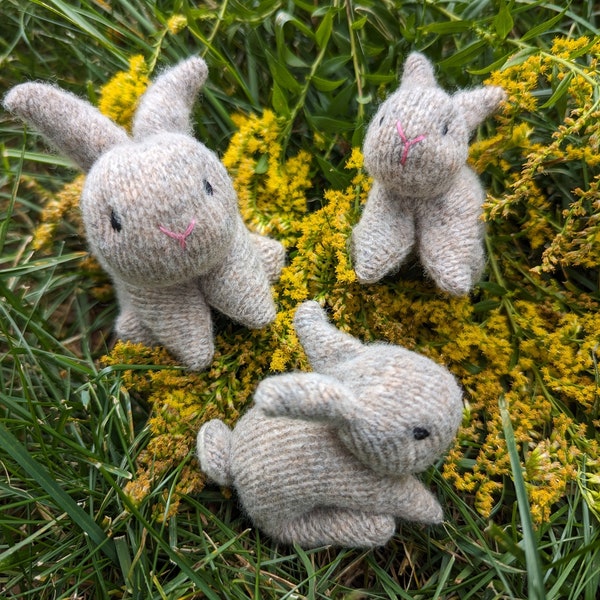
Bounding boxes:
[474,36,600,274]
[33,45,600,523]
[222,110,312,246]
[97,55,149,130]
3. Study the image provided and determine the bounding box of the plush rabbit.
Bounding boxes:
[4,57,285,370]
[197,300,463,548]
[351,52,506,295]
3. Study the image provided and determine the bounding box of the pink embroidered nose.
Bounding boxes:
[159,219,196,250]
[396,121,426,165]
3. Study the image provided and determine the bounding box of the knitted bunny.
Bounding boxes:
[351,52,505,295]
[197,300,463,548]
[4,57,285,370]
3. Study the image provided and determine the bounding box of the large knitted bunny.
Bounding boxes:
[351,52,505,295]
[4,57,285,370]
[197,301,463,548]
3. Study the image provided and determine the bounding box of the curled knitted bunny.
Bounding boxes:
[351,52,505,295]
[197,300,463,548]
[4,57,285,370]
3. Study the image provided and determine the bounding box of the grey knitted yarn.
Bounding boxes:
[197,300,464,548]
[351,52,506,295]
[4,57,285,370]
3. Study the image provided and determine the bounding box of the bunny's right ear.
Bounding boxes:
[3,83,128,172]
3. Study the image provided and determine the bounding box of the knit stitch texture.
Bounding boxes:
[197,300,464,548]
[4,57,285,370]
[351,52,506,295]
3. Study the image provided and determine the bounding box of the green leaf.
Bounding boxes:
[520,9,567,42]
[271,81,290,118]
[274,10,314,43]
[351,15,368,30]
[468,52,513,75]
[254,154,269,175]
[420,21,473,35]
[472,299,501,313]
[494,0,514,40]
[311,75,346,92]
[438,40,487,68]
[0,423,117,564]
[541,71,573,109]
[265,49,302,93]
[315,9,333,48]
[478,281,508,296]
[305,114,355,133]
[501,47,540,70]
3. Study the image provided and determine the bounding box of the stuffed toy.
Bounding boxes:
[351,52,506,295]
[4,57,285,370]
[197,300,463,548]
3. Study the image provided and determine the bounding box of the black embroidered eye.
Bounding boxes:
[204,179,213,196]
[441,122,449,135]
[110,209,122,232]
[413,427,430,441]
[379,116,385,126]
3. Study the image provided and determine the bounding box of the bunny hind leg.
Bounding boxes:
[271,508,396,549]
[249,233,286,283]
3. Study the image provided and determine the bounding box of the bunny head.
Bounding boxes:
[4,57,238,287]
[80,133,238,287]
[362,52,505,198]
[288,301,464,475]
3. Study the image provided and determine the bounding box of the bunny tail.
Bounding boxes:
[293,301,363,373]
[197,420,233,487]
[132,56,208,139]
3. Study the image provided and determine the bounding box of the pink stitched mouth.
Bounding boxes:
[396,121,426,165]
[159,219,196,250]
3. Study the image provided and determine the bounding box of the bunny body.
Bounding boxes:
[351,52,505,295]
[4,57,285,370]
[198,301,463,548]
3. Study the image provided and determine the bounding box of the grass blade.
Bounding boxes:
[0,423,118,564]
[500,395,547,600]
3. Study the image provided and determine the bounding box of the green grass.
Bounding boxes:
[2,1,600,598]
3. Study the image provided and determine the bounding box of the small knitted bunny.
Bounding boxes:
[351,52,505,295]
[197,300,463,548]
[4,57,285,370]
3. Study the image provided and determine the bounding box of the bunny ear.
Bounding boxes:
[293,301,364,372]
[400,52,438,88]
[254,372,357,423]
[454,86,506,131]
[132,56,208,140]
[3,83,128,172]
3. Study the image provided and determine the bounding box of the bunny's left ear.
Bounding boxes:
[454,86,506,132]
[254,372,357,424]
[132,56,208,140]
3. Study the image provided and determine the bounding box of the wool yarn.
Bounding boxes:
[4,57,285,370]
[351,52,506,295]
[198,300,464,548]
